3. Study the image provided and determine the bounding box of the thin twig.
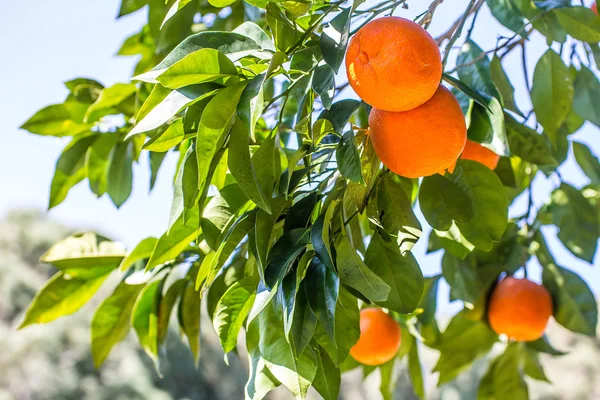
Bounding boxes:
[441,0,478,67]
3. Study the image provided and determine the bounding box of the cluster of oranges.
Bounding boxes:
[344,18,554,367]
[345,16,499,178]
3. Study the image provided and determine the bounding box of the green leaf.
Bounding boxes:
[20,272,109,328]
[467,94,510,157]
[245,320,281,400]
[266,3,303,53]
[408,337,426,400]
[456,40,502,101]
[556,6,600,42]
[433,311,497,385]
[179,282,201,364]
[364,232,424,313]
[91,281,144,367]
[229,118,272,213]
[490,56,522,116]
[337,130,364,184]
[433,224,476,259]
[303,257,339,342]
[157,279,186,344]
[379,359,398,400]
[505,113,557,166]
[312,64,335,109]
[85,83,137,122]
[146,205,201,270]
[523,347,550,382]
[479,343,528,400]
[118,0,147,17]
[150,150,167,190]
[252,198,288,273]
[182,147,200,221]
[574,141,600,183]
[41,232,125,278]
[318,99,361,133]
[550,183,598,262]
[107,140,134,208]
[214,276,257,353]
[526,335,566,355]
[252,134,281,199]
[442,74,493,114]
[153,48,238,89]
[419,174,474,231]
[418,277,442,346]
[201,184,248,249]
[486,0,526,34]
[264,229,309,288]
[257,300,318,399]
[314,286,360,365]
[132,278,164,361]
[310,200,338,269]
[129,83,220,138]
[312,347,341,400]
[378,175,422,254]
[335,234,390,303]
[119,237,158,271]
[442,252,479,305]
[21,104,92,136]
[320,8,351,73]
[135,31,265,83]
[162,0,193,27]
[86,132,119,196]
[143,120,185,152]
[233,22,276,52]
[289,282,318,356]
[197,82,246,194]
[453,160,509,251]
[531,49,574,135]
[543,262,598,335]
[573,65,600,128]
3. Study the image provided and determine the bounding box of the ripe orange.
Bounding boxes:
[593,2,598,15]
[350,308,401,366]
[460,139,500,170]
[488,277,553,341]
[368,85,467,178]
[345,16,442,112]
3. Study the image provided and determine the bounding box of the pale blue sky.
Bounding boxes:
[0,1,598,297]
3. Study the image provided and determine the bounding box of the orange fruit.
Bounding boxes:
[488,277,553,341]
[345,16,442,112]
[460,139,500,170]
[593,2,598,15]
[350,308,401,366]
[368,85,467,178]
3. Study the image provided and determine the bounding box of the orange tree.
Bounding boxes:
[18,0,600,398]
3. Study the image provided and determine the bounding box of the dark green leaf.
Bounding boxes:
[320,8,351,73]
[107,140,134,208]
[453,160,509,251]
[312,64,335,109]
[378,175,422,254]
[466,94,510,156]
[49,135,97,209]
[442,74,493,114]
[442,252,479,305]
[487,0,526,33]
[86,132,119,196]
[364,232,423,313]
[337,130,364,184]
[456,40,502,101]
[419,174,474,231]
[318,99,361,132]
[312,347,341,400]
[490,56,522,115]
[264,229,309,288]
[304,257,339,342]
[179,282,201,364]
[574,141,600,183]
[335,234,390,303]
